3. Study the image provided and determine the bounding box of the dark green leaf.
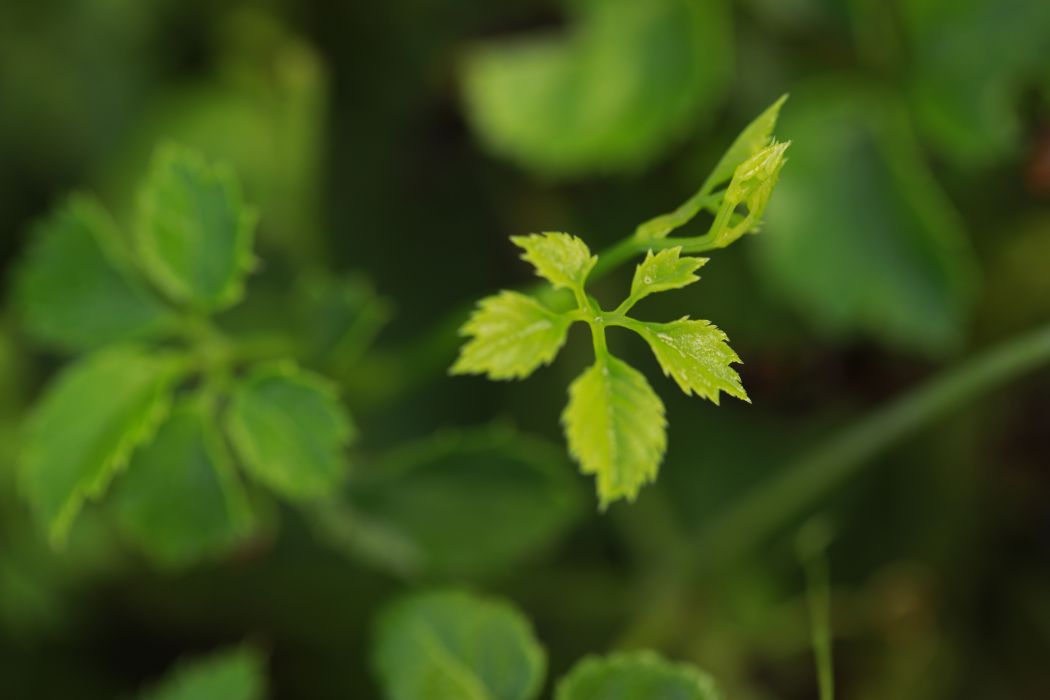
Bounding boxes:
[139,646,266,700]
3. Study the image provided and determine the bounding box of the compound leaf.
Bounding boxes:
[562,354,666,507]
[630,248,707,301]
[452,291,571,380]
[225,362,353,501]
[373,589,546,700]
[555,651,722,700]
[139,646,266,700]
[634,318,748,404]
[20,346,185,545]
[14,194,172,352]
[113,397,254,568]
[136,144,256,311]
[511,233,596,292]
[634,94,787,241]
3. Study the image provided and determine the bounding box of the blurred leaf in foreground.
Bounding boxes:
[13,194,171,353]
[347,426,581,577]
[373,589,546,700]
[555,651,723,700]
[139,646,266,700]
[756,83,977,354]
[461,0,732,176]
[113,398,255,568]
[20,346,185,545]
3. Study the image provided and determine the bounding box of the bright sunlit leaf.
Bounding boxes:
[710,140,790,249]
[452,291,571,380]
[635,318,748,404]
[630,247,707,301]
[511,233,596,292]
[562,354,666,507]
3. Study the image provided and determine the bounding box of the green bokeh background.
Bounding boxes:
[1,0,1048,697]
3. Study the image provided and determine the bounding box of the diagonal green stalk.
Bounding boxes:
[690,322,1050,571]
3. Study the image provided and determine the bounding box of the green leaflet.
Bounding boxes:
[14,194,171,352]
[136,143,257,310]
[19,346,186,545]
[112,398,254,568]
[345,426,581,577]
[139,646,266,700]
[708,94,789,187]
[634,94,788,241]
[709,139,790,249]
[511,233,596,292]
[635,318,748,404]
[373,590,546,700]
[630,247,707,301]
[555,651,723,700]
[562,355,667,507]
[452,291,571,380]
[461,0,731,176]
[225,362,354,500]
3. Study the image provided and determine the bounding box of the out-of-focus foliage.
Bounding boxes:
[757,85,977,353]
[461,0,731,176]
[139,646,267,700]
[2,0,1049,699]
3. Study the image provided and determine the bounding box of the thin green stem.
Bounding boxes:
[691,322,1050,572]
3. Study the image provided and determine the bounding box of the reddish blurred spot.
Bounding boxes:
[1026,127,1050,196]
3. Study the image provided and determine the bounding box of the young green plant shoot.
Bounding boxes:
[452,96,790,507]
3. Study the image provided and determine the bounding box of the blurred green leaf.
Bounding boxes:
[294,273,391,375]
[756,84,977,353]
[452,292,570,381]
[461,0,731,176]
[139,646,266,700]
[902,0,1050,166]
[226,362,353,500]
[555,651,722,700]
[20,346,185,545]
[112,397,254,568]
[563,355,666,507]
[346,426,581,577]
[373,589,546,700]
[136,144,257,311]
[634,318,748,403]
[13,194,171,353]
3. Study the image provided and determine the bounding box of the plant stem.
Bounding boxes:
[692,322,1050,572]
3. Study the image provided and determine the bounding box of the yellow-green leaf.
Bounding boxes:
[710,140,790,249]
[452,291,571,380]
[708,94,789,187]
[630,248,707,301]
[511,233,596,292]
[562,355,666,507]
[635,318,748,404]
